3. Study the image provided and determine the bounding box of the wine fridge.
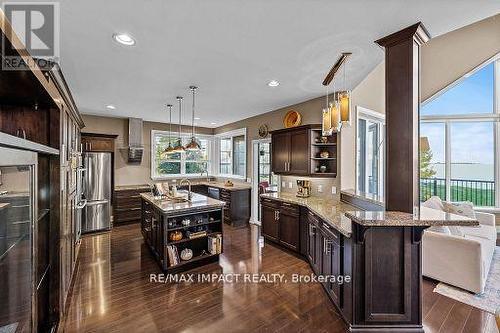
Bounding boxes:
[0,146,37,332]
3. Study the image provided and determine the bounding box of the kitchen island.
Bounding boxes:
[140,192,225,273]
[260,192,479,333]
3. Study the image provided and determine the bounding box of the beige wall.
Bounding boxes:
[421,14,500,102]
[82,115,213,187]
[339,63,385,190]
[214,95,336,186]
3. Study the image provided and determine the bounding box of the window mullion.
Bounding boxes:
[445,121,451,202]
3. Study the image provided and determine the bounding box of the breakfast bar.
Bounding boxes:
[260,192,479,332]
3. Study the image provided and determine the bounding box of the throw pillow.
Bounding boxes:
[443,201,476,219]
[422,196,445,211]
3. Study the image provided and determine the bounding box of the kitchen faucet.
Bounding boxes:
[201,162,211,183]
[180,178,192,201]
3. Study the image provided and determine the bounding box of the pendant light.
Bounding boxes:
[173,96,185,152]
[185,85,201,151]
[163,104,175,155]
[322,84,332,136]
[339,59,351,125]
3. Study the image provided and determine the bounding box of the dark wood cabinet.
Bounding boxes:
[278,203,300,251]
[114,187,150,225]
[289,129,309,174]
[81,133,116,152]
[261,201,279,241]
[270,124,338,177]
[261,198,300,251]
[261,196,347,320]
[271,132,289,174]
[271,126,310,175]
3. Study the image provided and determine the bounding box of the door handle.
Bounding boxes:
[276,211,279,221]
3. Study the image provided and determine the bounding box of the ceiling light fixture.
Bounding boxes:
[105,104,116,110]
[210,122,217,125]
[163,104,175,155]
[268,80,280,87]
[194,117,201,120]
[112,33,136,46]
[185,86,201,151]
[173,96,185,153]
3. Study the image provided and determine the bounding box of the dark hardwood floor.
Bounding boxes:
[61,224,498,333]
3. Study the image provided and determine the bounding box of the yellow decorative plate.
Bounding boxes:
[283,111,302,128]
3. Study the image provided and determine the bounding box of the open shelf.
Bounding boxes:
[311,157,337,160]
[167,253,219,269]
[168,232,221,245]
[167,219,221,231]
[312,143,337,146]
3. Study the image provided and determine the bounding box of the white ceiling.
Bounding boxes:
[48,0,499,127]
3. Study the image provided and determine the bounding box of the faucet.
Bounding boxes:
[180,178,192,201]
[201,162,211,183]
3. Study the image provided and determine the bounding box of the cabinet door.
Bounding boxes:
[83,137,114,152]
[261,204,279,241]
[271,132,289,174]
[329,241,341,306]
[314,230,323,275]
[289,129,309,174]
[321,232,332,284]
[307,222,319,272]
[278,209,299,251]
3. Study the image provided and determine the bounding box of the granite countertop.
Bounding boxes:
[0,202,11,211]
[341,189,384,205]
[115,184,151,191]
[140,192,225,215]
[0,191,30,199]
[197,181,252,191]
[260,192,357,237]
[344,207,479,227]
[116,181,252,192]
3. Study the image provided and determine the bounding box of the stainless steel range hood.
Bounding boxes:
[127,118,144,163]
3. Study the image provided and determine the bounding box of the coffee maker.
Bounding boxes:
[296,179,311,198]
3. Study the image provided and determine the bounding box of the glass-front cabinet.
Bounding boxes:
[0,147,37,332]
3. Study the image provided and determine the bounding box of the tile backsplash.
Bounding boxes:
[280,175,339,200]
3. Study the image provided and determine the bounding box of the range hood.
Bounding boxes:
[127,118,144,163]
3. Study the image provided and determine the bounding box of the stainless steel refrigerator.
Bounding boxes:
[82,152,111,233]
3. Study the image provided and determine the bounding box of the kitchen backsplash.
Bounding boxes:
[280,175,339,200]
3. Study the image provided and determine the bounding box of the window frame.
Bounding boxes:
[420,56,500,208]
[215,128,247,180]
[150,130,215,180]
[355,106,385,198]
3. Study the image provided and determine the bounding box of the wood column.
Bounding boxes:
[375,23,430,213]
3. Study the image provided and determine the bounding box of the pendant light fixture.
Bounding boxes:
[321,52,351,134]
[173,96,185,152]
[339,58,351,125]
[185,85,201,151]
[163,103,175,155]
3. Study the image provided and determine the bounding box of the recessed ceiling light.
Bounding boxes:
[194,117,201,120]
[105,104,116,110]
[268,80,280,87]
[112,33,136,46]
[210,122,217,125]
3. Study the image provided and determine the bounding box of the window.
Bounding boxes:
[420,57,500,207]
[216,128,247,179]
[356,107,385,196]
[151,130,212,179]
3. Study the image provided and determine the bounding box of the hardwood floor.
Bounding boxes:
[62,224,498,333]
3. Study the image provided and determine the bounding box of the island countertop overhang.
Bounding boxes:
[344,206,479,227]
[140,192,225,215]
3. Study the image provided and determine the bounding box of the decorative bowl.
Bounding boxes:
[180,248,193,261]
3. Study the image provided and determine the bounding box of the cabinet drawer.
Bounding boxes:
[114,196,142,209]
[320,222,340,245]
[114,207,142,223]
[280,202,299,215]
[261,197,280,208]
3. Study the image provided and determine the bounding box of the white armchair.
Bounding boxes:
[422,198,497,294]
